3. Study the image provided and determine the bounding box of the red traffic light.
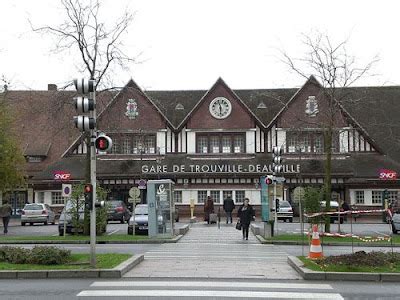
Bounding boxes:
[95,135,112,151]
[265,176,273,185]
[84,184,93,193]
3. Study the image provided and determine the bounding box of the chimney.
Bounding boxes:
[48,84,57,91]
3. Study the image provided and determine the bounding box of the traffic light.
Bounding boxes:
[265,175,274,185]
[95,133,113,152]
[84,183,93,210]
[272,146,283,174]
[73,78,96,132]
[275,199,280,211]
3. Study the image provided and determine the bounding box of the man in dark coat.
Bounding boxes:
[223,194,235,224]
[204,196,214,224]
[0,202,13,235]
[237,198,255,240]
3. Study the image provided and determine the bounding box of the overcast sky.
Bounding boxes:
[1,0,399,91]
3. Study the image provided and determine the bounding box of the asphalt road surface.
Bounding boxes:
[1,278,400,299]
[3,218,395,237]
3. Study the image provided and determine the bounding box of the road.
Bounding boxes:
[3,219,394,237]
[1,276,400,299]
[1,223,400,299]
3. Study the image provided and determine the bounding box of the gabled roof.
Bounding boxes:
[148,77,295,129]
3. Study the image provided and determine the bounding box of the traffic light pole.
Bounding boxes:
[273,172,278,235]
[90,90,97,268]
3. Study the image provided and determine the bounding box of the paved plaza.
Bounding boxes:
[124,222,300,279]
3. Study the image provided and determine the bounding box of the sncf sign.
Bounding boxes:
[54,171,71,181]
[379,169,397,180]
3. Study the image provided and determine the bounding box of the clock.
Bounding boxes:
[209,97,232,119]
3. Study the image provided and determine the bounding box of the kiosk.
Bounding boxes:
[147,179,175,238]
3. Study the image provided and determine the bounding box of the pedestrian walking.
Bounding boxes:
[237,198,255,240]
[204,196,214,224]
[0,202,13,235]
[223,194,235,224]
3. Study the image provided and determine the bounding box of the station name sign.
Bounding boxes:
[142,164,300,174]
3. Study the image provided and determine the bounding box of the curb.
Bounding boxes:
[260,240,400,247]
[0,235,185,245]
[287,256,400,282]
[0,254,144,279]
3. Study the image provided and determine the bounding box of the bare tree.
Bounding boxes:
[30,0,136,89]
[29,0,137,235]
[280,33,378,232]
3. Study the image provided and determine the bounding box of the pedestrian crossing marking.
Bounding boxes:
[91,281,334,290]
[77,289,343,299]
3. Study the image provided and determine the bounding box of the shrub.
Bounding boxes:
[30,246,71,265]
[0,246,71,265]
[0,246,30,264]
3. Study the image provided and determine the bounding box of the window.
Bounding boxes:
[355,191,364,204]
[37,192,45,204]
[198,191,207,204]
[372,191,382,204]
[223,191,232,200]
[145,136,156,154]
[314,135,323,153]
[112,138,119,154]
[210,191,220,204]
[132,136,141,154]
[109,134,156,154]
[174,191,182,203]
[51,192,65,205]
[196,134,245,154]
[235,191,245,203]
[388,191,398,202]
[197,136,208,153]
[286,132,337,153]
[27,156,42,163]
[123,137,131,154]
[210,136,219,153]
[222,136,231,153]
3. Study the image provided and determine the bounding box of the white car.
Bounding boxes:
[391,212,400,234]
[21,203,56,226]
[277,201,293,222]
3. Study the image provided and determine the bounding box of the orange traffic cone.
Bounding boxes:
[308,224,323,259]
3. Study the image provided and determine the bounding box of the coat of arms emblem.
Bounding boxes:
[125,99,139,120]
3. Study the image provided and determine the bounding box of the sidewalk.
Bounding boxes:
[124,221,300,279]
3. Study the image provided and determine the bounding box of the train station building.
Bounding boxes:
[2,76,400,216]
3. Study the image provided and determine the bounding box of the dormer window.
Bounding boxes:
[257,101,267,109]
[305,96,318,117]
[27,156,42,163]
[175,103,184,110]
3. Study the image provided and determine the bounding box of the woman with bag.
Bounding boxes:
[237,198,255,240]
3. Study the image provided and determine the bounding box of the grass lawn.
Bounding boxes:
[1,234,152,242]
[266,234,399,245]
[0,253,132,270]
[299,256,400,273]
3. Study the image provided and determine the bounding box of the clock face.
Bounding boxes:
[209,97,232,119]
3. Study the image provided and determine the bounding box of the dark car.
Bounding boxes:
[58,200,106,236]
[107,200,131,224]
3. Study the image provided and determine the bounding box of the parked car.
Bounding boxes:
[21,203,56,226]
[127,204,177,235]
[320,201,344,224]
[391,211,400,234]
[277,200,293,222]
[58,200,106,236]
[107,200,131,224]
